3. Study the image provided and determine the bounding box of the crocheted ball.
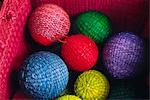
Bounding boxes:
[61,34,98,72]
[19,51,69,99]
[108,81,136,99]
[57,95,81,100]
[74,70,109,99]
[103,32,144,79]
[28,4,70,46]
[75,11,111,43]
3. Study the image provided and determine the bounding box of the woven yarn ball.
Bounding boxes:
[108,82,137,99]
[103,32,144,79]
[61,34,98,72]
[57,95,81,100]
[19,51,69,99]
[28,4,70,46]
[74,70,109,99]
[75,11,111,43]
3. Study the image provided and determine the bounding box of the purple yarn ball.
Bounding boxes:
[103,32,144,79]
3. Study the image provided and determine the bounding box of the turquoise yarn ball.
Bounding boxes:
[19,51,69,99]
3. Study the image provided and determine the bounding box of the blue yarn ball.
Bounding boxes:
[19,51,69,99]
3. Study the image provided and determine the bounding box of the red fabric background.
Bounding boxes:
[31,0,149,38]
[0,0,31,99]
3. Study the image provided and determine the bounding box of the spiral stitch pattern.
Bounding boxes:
[74,70,109,100]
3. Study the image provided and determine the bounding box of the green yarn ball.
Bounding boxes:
[57,95,81,100]
[76,11,111,43]
[74,70,109,100]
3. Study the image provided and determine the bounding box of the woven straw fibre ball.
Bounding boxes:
[75,11,111,43]
[28,4,70,46]
[19,51,69,99]
[74,70,109,100]
[103,32,144,79]
[61,34,98,72]
[57,95,81,100]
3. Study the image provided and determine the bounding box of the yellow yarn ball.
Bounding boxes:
[74,70,109,100]
[57,95,81,100]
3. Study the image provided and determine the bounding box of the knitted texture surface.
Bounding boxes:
[30,0,148,36]
[75,11,111,43]
[103,32,144,79]
[61,34,98,72]
[74,70,109,100]
[28,4,70,46]
[19,51,69,99]
[0,0,31,98]
[57,95,81,100]
[108,82,136,99]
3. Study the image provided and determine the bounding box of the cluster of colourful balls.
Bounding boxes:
[13,3,144,100]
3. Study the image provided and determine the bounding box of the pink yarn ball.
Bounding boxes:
[28,4,70,46]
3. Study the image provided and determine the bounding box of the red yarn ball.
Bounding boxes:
[61,34,98,72]
[28,4,70,46]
